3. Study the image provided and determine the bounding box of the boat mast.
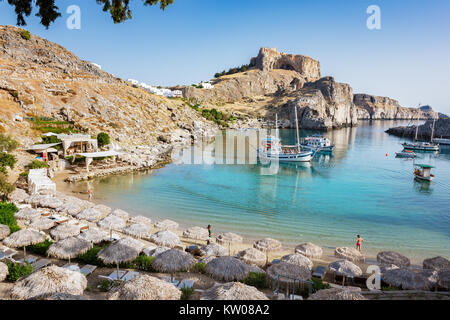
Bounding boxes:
[294,106,301,152]
[275,113,279,139]
[415,116,419,142]
[431,119,436,142]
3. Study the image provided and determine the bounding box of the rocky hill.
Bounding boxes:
[354,94,439,120]
[177,47,439,130]
[0,25,217,149]
[386,119,450,140]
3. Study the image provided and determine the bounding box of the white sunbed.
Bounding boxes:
[99,270,127,281]
[122,271,140,282]
[0,248,17,260]
[18,255,38,264]
[63,263,81,272]
[177,279,195,289]
[161,276,180,287]
[49,215,69,224]
[32,259,50,272]
[80,264,97,276]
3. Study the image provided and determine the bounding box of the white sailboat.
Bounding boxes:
[258,107,314,163]
[402,118,439,151]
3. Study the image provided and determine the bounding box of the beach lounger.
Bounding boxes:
[18,255,38,264]
[100,270,127,281]
[49,215,69,224]
[161,276,180,287]
[32,259,50,271]
[122,271,140,282]
[312,266,326,279]
[352,275,368,288]
[63,263,81,272]
[177,279,195,289]
[0,249,17,260]
[80,265,97,276]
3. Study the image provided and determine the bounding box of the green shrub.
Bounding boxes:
[34,127,80,134]
[0,134,19,152]
[382,285,401,291]
[242,272,269,289]
[134,255,155,272]
[0,202,20,232]
[97,132,110,147]
[0,174,16,201]
[65,156,85,164]
[41,135,62,146]
[20,30,31,40]
[26,239,53,256]
[214,64,250,78]
[98,279,112,292]
[7,262,33,282]
[180,286,195,300]
[312,278,331,293]
[19,172,29,177]
[28,160,49,169]
[77,245,106,266]
[0,152,17,171]
[191,262,206,274]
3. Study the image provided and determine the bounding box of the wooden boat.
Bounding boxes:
[414,164,435,182]
[301,135,335,153]
[396,150,416,158]
[402,119,439,151]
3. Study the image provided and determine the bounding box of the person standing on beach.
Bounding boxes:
[356,235,364,252]
[207,225,212,245]
[88,189,93,201]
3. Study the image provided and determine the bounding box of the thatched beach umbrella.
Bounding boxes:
[78,228,109,244]
[295,242,323,259]
[216,232,243,255]
[8,188,29,204]
[329,260,363,278]
[15,207,41,221]
[122,223,150,239]
[423,256,450,271]
[266,262,311,287]
[50,224,80,241]
[377,251,410,268]
[0,224,10,240]
[98,215,127,231]
[47,237,92,263]
[201,282,268,300]
[200,243,228,257]
[152,249,196,273]
[154,219,179,231]
[108,275,181,300]
[58,202,83,217]
[130,215,152,226]
[111,209,130,220]
[382,268,432,290]
[150,231,181,248]
[281,254,313,270]
[76,208,104,222]
[206,256,250,282]
[253,238,282,253]
[10,265,87,300]
[39,197,64,209]
[0,261,8,282]
[308,287,366,300]
[335,247,365,263]
[45,293,89,300]
[93,204,112,216]
[237,248,267,267]
[3,229,45,259]
[144,246,170,257]
[28,217,55,231]
[98,238,144,279]
[438,270,450,291]
[183,226,209,241]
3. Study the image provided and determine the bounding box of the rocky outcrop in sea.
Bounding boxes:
[386,119,450,139]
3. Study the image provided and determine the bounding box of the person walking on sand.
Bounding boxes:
[356,235,364,252]
[207,225,212,245]
[88,189,93,201]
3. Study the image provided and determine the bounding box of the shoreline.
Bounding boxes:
[54,170,426,270]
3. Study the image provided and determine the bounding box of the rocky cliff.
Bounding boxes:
[353,94,439,120]
[0,25,217,148]
[386,119,450,140]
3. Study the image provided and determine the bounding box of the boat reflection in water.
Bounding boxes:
[414,179,433,195]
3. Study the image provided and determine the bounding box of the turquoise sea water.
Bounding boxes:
[67,121,450,262]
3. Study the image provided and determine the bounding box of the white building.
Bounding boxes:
[128,79,183,98]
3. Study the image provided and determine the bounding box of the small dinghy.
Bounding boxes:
[396,150,416,158]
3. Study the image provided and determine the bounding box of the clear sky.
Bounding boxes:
[1,0,449,113]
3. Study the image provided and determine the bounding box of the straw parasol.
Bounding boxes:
[3,229,45,259]
[253,238,282,253]
[423,256,450,271]
[295,242,323,259]
[8,188,28,204]
[47,237,92,262]
[97,215,126,231]
[377,251,410,268]
[329,260,363,278]
[216,232,243,255]
[76,208,104,222]
[39,197,64,209]
[152,249,197,273]
[237,248,267,267]
[438,270,450,291]
[45,293,89,300]
[0,224,10,240]
[122,223,150,239]
[382,268,432,290]
[58,202,83,217]
[15,207,41,221]
[93,204,112,216]
[111,209,130,220]
[281,254,313,270]
[308,287,366,300]
[150,231,182,248]
[154,219,179,231]
[205,256,250,282]
[50,224,80,241]
[10,265,87,300]
[144,246,170,257]
[200,243,228,257]
[108,275,181,300]
[98,238,145,279]
[183,226,209,240]
[28,217,55,231]
[334,247,365,263]
[130,215,152,226]
[266,262,311,287]
[0,261,8,282]
[78,228,109,244]
[201,282,268,300]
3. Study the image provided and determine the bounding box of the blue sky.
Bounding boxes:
[1,0,449,113]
